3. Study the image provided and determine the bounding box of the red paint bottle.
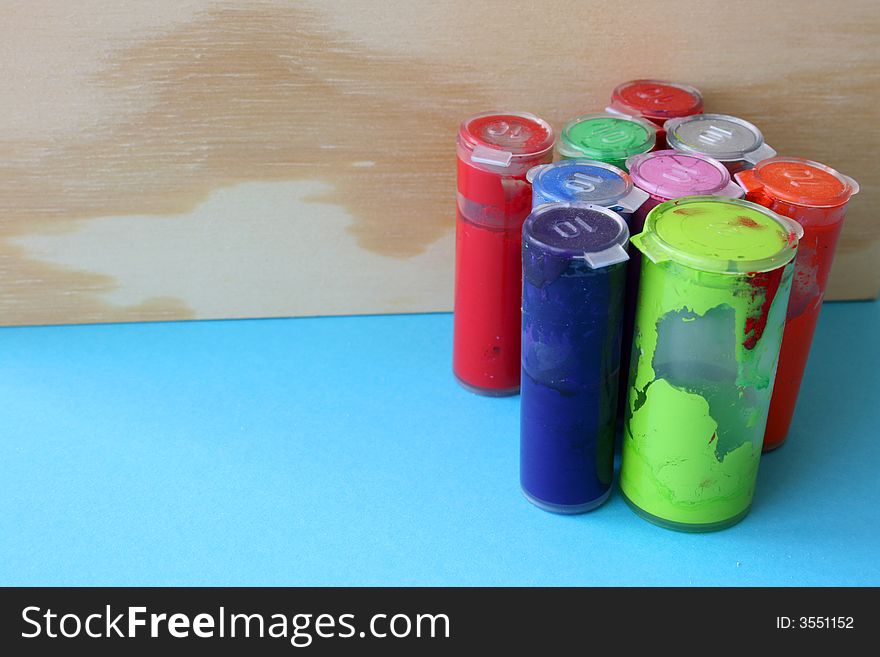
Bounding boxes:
[606,79,703,148]
[453,112,554,395]
[736,157,859,450]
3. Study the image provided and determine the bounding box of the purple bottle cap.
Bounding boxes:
[523,203,629,270]
[626,149,745,200]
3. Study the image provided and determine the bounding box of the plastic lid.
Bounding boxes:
[527,159,649,211]
[523,203,630,269]
[610,79,703,121]
[632,196,803,274]
[735,156,859,208]
[665,114,776,164]
[626,150,743,200]
[558,114,656,162]
[458,112,554,167]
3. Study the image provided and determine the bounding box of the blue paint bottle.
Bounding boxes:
[527,159,649,218]
[520,203,630,513]
[528,159,648,420]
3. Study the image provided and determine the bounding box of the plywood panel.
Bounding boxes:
[1,0,876,326]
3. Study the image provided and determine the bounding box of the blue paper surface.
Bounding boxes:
[1,301,878,586]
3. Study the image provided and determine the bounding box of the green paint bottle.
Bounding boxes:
[620,196,802,531]
[557,114,656,170]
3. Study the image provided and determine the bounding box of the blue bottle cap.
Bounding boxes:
[527,160,648,212]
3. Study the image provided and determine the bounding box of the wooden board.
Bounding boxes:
[1,0,877,326]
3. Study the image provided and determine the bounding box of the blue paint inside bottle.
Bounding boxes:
[520,203,629,513]
[529,159,650,424]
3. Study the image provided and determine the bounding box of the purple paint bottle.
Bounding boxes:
[616,150,744,414]
[521,203,630,513]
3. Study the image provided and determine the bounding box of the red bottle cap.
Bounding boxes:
[609,79,703,122]
[735,157,859,208]
[458,112,554,168]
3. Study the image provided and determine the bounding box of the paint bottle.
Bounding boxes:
[528,159,648,417]
[618,150,744,415]
[606,79,704,148]
[665,113,776,174]
[453,112,555,395]
[527,159,649,215]
[620,196,802,531]
[521,203,630,513]
[557,114,656,170]
[735,157,859,450]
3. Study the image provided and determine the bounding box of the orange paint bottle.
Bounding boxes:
[736,157,859,450]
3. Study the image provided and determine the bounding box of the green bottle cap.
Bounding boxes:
[631,196,803,274]
[558,114,656,164]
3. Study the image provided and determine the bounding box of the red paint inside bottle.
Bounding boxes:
[453,112,554,395]
[743,267,785,351]
[761,211,845,448]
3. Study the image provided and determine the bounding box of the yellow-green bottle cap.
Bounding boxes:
[631,196,803,273]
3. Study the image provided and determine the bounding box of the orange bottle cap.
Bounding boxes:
[735,157,858,208]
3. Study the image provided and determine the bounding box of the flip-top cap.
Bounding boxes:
[458,112,554,168]
[735,156,859,208]
[632,196,803,274]
[523,203,630,270]
[558,114,656,163]
[527,159,649,211]
[626,150,743,200]
[609,79,704,122]
[665,114,776,164]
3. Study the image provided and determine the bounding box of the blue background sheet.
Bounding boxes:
[1,301,877,586]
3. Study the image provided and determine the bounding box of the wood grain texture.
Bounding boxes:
[1,0,877,326]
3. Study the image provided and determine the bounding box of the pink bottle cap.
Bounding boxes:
[626,149,744,200]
